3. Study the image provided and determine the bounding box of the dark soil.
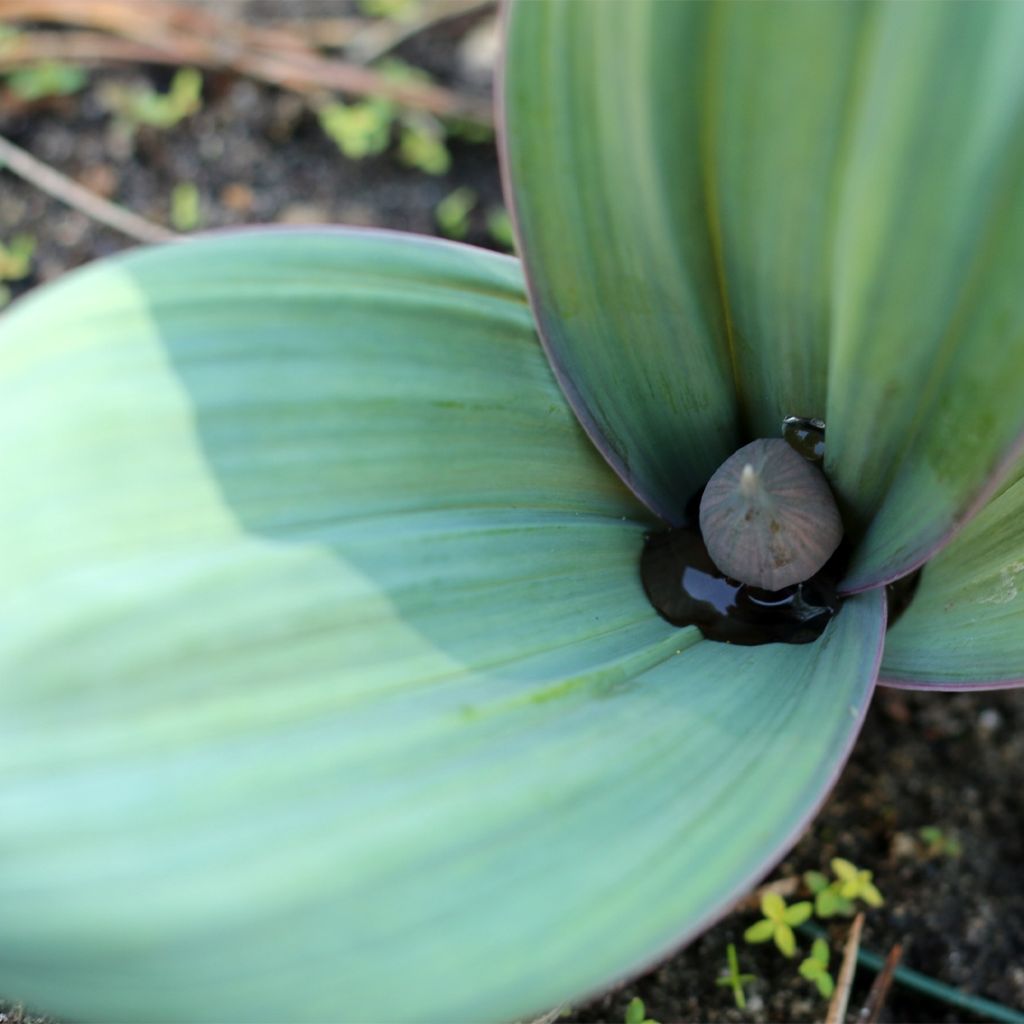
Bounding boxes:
[2,4,1023,1022]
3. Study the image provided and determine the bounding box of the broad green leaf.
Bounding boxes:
[503,1,740,522]
[826,3,1024,589]
[505,0,1024,589]
[881,457,1024,689]
[701,3,868,438]
[0,231,884,1024]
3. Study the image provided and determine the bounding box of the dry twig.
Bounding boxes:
[857,942,904,1024]
[0,0,493,124]
[826,912,865,1024]
[732,874,801,913]
[0,132,175,244]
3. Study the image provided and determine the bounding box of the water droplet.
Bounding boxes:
[640,524,844,646]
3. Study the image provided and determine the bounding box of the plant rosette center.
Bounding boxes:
[640,421,886,646]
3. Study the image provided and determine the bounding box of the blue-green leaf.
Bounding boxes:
[0,230,884,1023]
[881,458,1024,690]
[503,1,739,522]
[826,4,1024,589]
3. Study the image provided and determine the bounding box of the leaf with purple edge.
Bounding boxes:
[825,3,1024,591]
[0,230,887,1023]
[503,0,740,522]
[881,456,1024,689]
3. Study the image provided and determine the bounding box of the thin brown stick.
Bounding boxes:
[732,874,801,913]
[0,133,175,244]
[826,912,865,1024]
[857,942,904,1024]
[0,3,493,124]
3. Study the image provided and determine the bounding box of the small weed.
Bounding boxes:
[436,187,477,239]
[399,115,451,175]
[0,234,35,308]
[804,857,882,917]
[358,0,420,19]
[919,825,962,859]
[743,890,812,957]
[831,857,884,907]
[170,183,202,232]
[0,234,35,281]
[715,942,756,1009]
[103,68,203,131]
[798,937,835,998]
[317,61,452,175]
[487,207,516,251]
[319,98,394,160]
[624,995,659,1024]
[804,869,855,918]
[4,61,86,101]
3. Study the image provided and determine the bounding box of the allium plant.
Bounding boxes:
[1,3,1023,1022]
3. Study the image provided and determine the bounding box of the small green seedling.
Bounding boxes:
[798,937,835,998]
[0,233,36,308]
[318,98,394,160]
[0,234,35,281]
[170,183,202,232]
[804,869,855,918]
[831,857,884,907]
[380,60,451,175]
[487,206,516,251]
[105,68,203,131]
[4,60,87,101]
[318,60,451,175]
[715,942,756,1010]
[398,114,451,175]
[919,825,962,859]
[624,995,659,1024]
[436,187,477,239]
[358,0,420,19]
[744,891,812,957]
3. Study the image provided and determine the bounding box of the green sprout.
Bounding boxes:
[318,99,395,160]
[105,68,203,131]
[170,183,202,233]
[0,233,35,308]
[0,234,35,281]
[919,826,962,859]
[804,869,855,918]
[715,942,755,1009]
[358,0,420,19]
[624,995,658,1024]
[379,61,452,175]
[436,187,477,240]
[4,61,87,102]
[398,116,451,175]
[487,207,516,251]
[744,891,812,957]
[831,857,884,907]
[798,938,835,999]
